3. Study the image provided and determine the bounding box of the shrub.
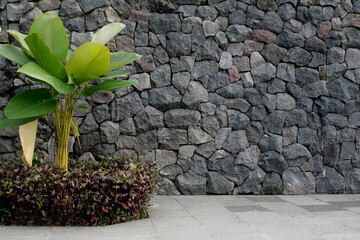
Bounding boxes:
[0,157,157,226]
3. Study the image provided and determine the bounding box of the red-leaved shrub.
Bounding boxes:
[0,157,157,226]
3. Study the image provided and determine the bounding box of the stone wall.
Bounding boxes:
[1,0,360,195]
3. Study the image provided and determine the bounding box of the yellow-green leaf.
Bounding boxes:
[79,79,137,97]
[109,52,142,71]
[100,70,131,79]
[19,119,38,168]
[7,30,33,56]
[0,45,32,66]
[30,12,68,61]
[92,23,125,45]
[65,42,110,85]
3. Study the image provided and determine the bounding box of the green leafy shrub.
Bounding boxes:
[0,157,157,226]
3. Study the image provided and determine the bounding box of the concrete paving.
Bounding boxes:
[0,195,360,240]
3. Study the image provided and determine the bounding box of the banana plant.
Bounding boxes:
[0,13,141,172]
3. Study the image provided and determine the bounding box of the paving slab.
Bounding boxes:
[0,195,359,240]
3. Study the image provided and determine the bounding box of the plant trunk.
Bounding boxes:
[53,94,76,172]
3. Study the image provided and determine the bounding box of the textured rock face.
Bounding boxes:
[2,0,360,195]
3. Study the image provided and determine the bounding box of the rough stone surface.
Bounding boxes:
[2,0,360,196]
[283,167,316,194]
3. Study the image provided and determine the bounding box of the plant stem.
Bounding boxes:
[53,91,77,172]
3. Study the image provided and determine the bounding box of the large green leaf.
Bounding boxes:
[0,115,42,129]
[108,52,142,71]
[100,70,131,79]
[5,88,57,119]
[25,33,68,82]
[0,45,32,66]
[92,23,125,45]
[30,12,68,62]
[7,30,33,56]
[18,62,75,94]
[80,79,137,97]
[65,42,110,85]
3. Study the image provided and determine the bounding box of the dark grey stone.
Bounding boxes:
[100,121,119,144]
[80,0,107,13]
[150,64,171,88]
[345,169,360,193]
[111,0,131,18]
[282,167,315,194]
[164,109,201,128]
[228,10,246,25]
[296,67,320,87]
[195,6,218,20]
[261,44,287,66]
[196,141,216,159]
[316,166,345,193]
[110,92,144,121]
[224,165,252,186]
[134,106,164,133]
[278,3,296,21]
[246,121,264,144]
[153,46,169,65]
[148,86,182,111]
[233,167,266,194]
[276,29,305,48]
[79,113,99,134]
[283,47,312,66]
[227,110,250,130]
[207,171,234,194]
[119,118,136,136]
[155,177,180,195]
[190,154,207,176]
[262,172,283,194]
[200,116,220,137]
[303,81,329,98]
[181,81,208,109]
[261,11,284,33]
[283,143,312,167]
[259,151,288,174]
[342,27,360,48]
[157,128,187,150]
[134,133,152,156]
[208,150,234,174]
[285,109,308,127]
[251,63,276,83]
[92,144,115,160]
[188,126,213,144]
[59,0,82,18]
[262,110,287,134]
[166,32,192,57]
[258,133,283,153]
[175,170,207,195]
[314,96,346,116]
[223,130,249,154]
[323,142,340,167]
[298,127,317,147]
[216,82,244,98]
[191,60,219,79]
[149,13,181,34]
[268,78,285,94]
[247,105,268,121]
[226,25,252,42]
[322,113,348,129]
[191,26,205,51]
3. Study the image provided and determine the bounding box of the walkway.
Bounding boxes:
[1,195,360,240]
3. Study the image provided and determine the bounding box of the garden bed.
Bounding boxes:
[0,157,157,226]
